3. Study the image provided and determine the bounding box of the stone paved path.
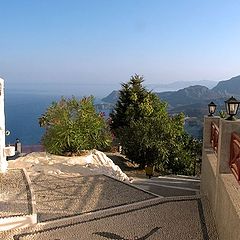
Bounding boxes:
[0,169,32,217]
[132,176,200,197]
[30,174,156,222]
[14,196,218,240]
[0,172,218,240]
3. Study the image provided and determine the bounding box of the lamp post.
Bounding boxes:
[208,101,217,116]
[225,96,240,121]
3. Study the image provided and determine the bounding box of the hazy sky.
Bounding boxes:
[1,0,240,97]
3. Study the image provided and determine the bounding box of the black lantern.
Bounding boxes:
[208,101,217,116]
[225,96,240,120]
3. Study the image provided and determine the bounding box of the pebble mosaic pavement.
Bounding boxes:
[0,172,218,240]
[14,197,218,240]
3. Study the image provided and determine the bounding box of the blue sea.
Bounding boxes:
[5,92,59,144]
[5,90,109,145]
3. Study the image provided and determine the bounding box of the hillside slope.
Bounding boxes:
[156,85,225,108]
[102,75,240,107]
[212,75,240,97]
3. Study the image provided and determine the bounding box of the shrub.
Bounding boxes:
[39,96,112,155]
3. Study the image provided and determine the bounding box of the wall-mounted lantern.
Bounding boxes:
[208,102,217,116]
[225,96,240,121]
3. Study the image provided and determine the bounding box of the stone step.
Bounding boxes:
[0,214,37,232]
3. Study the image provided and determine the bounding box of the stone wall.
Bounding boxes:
[201,116,240,240]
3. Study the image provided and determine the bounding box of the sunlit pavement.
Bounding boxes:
[0,174,219,240]
[132,175,200,197]
[14,196,218,240]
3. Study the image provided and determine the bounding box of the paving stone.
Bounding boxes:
[0,169,31,217]
[0,173,218,240]
[30,174,156,222]
[14,197,218,240]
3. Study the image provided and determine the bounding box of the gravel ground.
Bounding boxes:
[0,169,31,217]
[14,196,218,240]
[30,174,156,222]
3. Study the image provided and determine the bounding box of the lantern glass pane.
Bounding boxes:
[225,102,229,114]
[209,106,215,113]
[229,103,238,115]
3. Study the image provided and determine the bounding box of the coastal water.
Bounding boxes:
[4,90,111,145]
[5,92,60,144]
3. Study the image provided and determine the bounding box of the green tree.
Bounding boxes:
[39,96,112,155]
[110,75,199,175]
[110,74,150,130]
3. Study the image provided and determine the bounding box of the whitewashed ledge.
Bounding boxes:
[0,168,37,231]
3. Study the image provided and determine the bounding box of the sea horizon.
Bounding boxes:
[4,89,113,145]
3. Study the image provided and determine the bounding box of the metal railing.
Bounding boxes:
[230,132,240,182]
[22,144,45,154]
[210,122,219,154]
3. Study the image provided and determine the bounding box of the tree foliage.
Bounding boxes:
[110,74,201,175]
[39,96,112,155]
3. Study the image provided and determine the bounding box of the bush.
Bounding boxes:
[39,96,112,155]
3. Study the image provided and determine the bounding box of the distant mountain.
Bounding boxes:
[100,75,240,139]
[102,90,119,104]
[148,80,218,92]
[100,84,225,139]
[102,75,240,107]
[212,75,240,97]
[156,85,226,108]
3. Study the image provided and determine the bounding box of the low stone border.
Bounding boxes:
[0,168,37,231]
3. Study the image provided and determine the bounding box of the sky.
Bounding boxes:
[1,0,240,97]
